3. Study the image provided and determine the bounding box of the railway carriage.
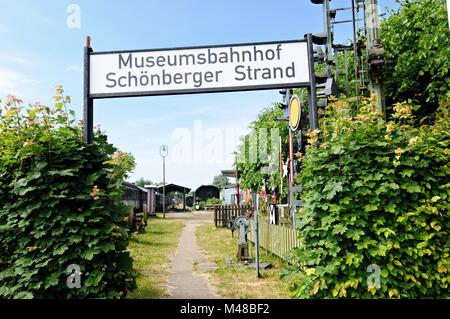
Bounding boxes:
[123,182,149,232]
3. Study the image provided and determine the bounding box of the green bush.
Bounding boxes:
[197,197,222,210]
[381,0,450,116]
[0,88,137,298]
[289,96,449,298]
[206,198,222,205]
[197,201,205,210]
[235,105,290,200]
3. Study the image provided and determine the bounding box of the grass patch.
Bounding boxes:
[128,215,185,298]
[196,224,293,299]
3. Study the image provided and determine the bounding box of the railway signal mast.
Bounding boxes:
[363,0,385,113]
[277,0,387,220]
[310,0,385,113]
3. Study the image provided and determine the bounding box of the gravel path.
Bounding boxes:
[166,211,218,299]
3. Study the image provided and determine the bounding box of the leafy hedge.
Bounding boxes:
[235,105,290,200]
[197,197,222,210]
[0,88,137,298]
[290,97,449,298]
[381,0,450,115]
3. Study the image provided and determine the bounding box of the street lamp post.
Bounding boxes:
[160,145,168,219]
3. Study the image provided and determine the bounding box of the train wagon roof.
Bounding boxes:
[195,185,220,192]
[123,181,148,193]
[156,183,191,194]
[136,185,148,193]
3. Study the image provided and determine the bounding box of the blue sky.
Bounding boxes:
[0,0,398,189]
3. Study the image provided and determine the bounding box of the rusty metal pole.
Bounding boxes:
[364,0,385,113]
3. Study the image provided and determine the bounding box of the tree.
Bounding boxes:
[212,174,231,189]
[234,104,289,201]
[381,0,450,117]
[289,97,450,298]
[135,177,153,187]
[0,88,136,298]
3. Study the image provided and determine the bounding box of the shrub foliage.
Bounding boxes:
[381,0,450,115]
[235,105,290,200]
[290,97,449,298]
[0,88,137,298]
[197,197,222,210]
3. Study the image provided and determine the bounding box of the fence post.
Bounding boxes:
[223,205,227,227]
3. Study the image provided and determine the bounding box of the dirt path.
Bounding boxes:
[166,211,218,299]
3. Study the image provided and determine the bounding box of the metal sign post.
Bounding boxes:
[83,36,94,144]
[447,0,450,29]
[253,193,260,278]
[305,33,319,131]
[287,93,303,230]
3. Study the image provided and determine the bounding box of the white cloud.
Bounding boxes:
[0,52,39,98]
[0,54,33,66]
[0,24,11,34]
[0,69,40,97]
[124,114,172,127]
[66,65,83,74]
[30,8,54,26]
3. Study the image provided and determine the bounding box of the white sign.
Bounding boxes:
[269,204,278,225]
[89,40,310,98]
[447,0,450,29]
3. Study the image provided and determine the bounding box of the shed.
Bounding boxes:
[156,183,191,212]
[194,185,220,203]
[223,184,239,205]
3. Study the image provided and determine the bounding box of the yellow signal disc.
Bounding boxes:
[289,95,301,131]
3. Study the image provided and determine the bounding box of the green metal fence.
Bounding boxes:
[248,220,301,261]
